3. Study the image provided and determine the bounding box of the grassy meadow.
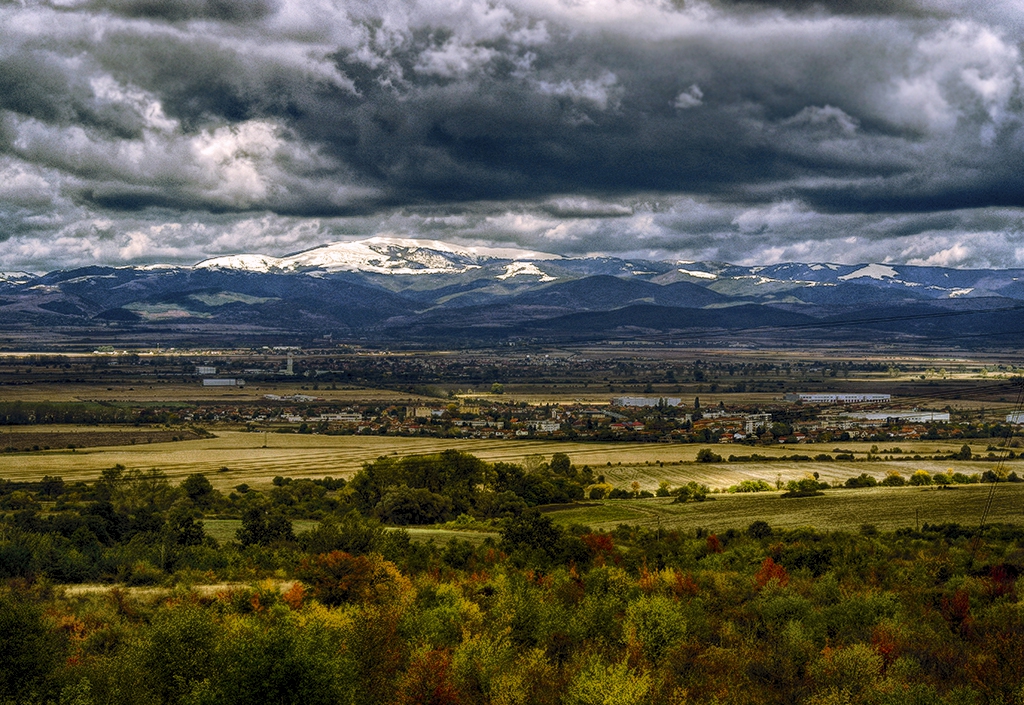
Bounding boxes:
[546,483,1024,534]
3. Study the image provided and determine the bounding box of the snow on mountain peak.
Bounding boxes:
[677,268,717,280]
[497,262,556,281]
[193,237,562,275]
[0,271,37,283]
[195,254,284,273]
[838,264,899,281]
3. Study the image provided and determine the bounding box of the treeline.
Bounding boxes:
[349,450,593,524]
[0,451,600,583]
[0,401,175,425]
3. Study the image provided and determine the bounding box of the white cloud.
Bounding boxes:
[536,71,621,110]
[783,105,858,134]
[673,84,703,110]
[907,242,973,267]
[414,41,498,79]
[732,201,816,234]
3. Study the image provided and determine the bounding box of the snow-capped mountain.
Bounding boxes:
[195,237,562,276]
[5,238,1024,348]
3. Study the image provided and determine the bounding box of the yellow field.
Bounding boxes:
[0,382,432,404]
[1,431,1016,491]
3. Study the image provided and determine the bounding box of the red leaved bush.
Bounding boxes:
[297,551,376,606]
[754,557,789,589]
[940,589,974,637]
[397,648,463,705]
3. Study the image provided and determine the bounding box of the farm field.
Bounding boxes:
[546,483,1024,534]
[1,428,1019,491]
[0,425,210,450]
[0,381,431,404]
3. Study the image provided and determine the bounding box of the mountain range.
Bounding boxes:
[4,237,1024,349]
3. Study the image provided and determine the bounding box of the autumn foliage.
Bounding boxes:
[753,556,789,589]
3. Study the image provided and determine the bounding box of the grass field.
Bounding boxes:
[202,519,494,545]
[203,518,321,543]
[546,484,1024,534]
[2,430,1019,491]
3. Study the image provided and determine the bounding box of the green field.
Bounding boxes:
[203,518,320,543]
[203,518,495,545]
[546,483,1024,534]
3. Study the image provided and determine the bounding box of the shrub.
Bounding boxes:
[880,471,905,487]
[728,479,774,493]
[909,470,933,486]
[298,551,408,606]
[747,520,773,539]
[845,473,877,488]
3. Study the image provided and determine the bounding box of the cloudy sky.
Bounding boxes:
[3,0,1024,271]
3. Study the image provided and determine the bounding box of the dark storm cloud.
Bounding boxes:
[89,0,278,22]
[713,0,936,17]
[1,0,1024,270]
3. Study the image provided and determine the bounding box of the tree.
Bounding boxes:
[782,477,825,497]
[845,473,878,488]
[165,505,205,546]
[880,470,905,487]
[378,487,453,525]
[181,473,215,508]
[696,448,723,463]
[909,470,933,486]
[237,504,295,546]
[37,476,64,499]
[0,591,66,699]
[500,510,564,563]
[550,453,572,475]
[490,382,504,394]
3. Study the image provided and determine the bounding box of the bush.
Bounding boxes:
[0,591,66,699]
[880,471,905,487]
[696,448,723,463]
[747,520,773,539]
[845,473,877,488]
[728,480,774,493]
[782,478,825,498]
[237,505,295,546]
[909,470,933,486]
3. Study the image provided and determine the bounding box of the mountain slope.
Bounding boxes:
[5,238,1024,348]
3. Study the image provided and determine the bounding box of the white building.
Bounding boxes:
[612,396,682,407]
[841,410,950,423]
[785,393,890,404]
[195,366,216,375]
[745,413,772,433]
[202,378,244,387]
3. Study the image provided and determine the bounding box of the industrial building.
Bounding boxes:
[785,393,891,404]
[841,410,949,423]
[612,396,682,407]
[202,378,244,387]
